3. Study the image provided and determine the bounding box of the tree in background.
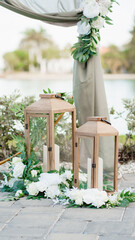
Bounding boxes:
[101,45,128,73]
[124,18,135,73]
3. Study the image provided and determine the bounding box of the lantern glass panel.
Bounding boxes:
[30,116,47,160]
[77,136,115,191]
[54,112,72,165]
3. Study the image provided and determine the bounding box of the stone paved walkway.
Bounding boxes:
[0,173,135,240]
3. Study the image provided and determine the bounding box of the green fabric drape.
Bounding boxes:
[0,0,114,172]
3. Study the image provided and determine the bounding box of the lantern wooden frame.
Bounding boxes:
[74,117,119,193]
[24,94,76,171]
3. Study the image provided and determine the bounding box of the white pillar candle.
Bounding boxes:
[87,158,91,188]
[43,144,60,172]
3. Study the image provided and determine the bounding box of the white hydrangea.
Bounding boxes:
[15,190,23,198]
[13,162,26,178]
[77,21,91,35]
[45,185,60,199]
[12,157,22,166]
[31,170,38,178]
[83,0,100,19]
[83,189,108,208]
[27,182,39,196]
[92,16,104,29]
[66,188,84,206]
[36,181,48,192]
[61,170,73,181]
[39,173,62,187]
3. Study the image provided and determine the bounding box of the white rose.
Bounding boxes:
[13,162,26,178]
[83,0,100,19]
[92,16,104,29]
[39,173,62,187]
[31,170,38,178]
[75,197,83,206]
[15,190,23,198]
[27,182,39,196]
[45,185,60,199]
[36,181,48,192]
[12,157,22,166]
[66,188,84,205]
[61,170,73,181]
[77,21,91,35]
[99,4,108,16]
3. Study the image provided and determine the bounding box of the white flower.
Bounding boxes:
[83,0,100,19]
[66,188,84,206]
[27,182,39,196]
[8,178,16,188]
[15,190,23,198]
[98,0,111,9]
[45,185,60,199]
[108,193,119,205]
[83,189,108,208]
[79,172,87,182]
[12,157,22,166]
[92,16,104,29]
[61,170,73,181]
[13,162,26,178]
[31,170,37,178]
[36,181,48,192]
[99,4,108,16]
[39,173,62,187]
[77,21,91,35]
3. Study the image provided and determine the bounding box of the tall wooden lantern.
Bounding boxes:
[24,94,76,171]
[74,117,119,193]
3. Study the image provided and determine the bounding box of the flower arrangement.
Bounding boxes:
[72,0,118,63]
[0,154,135,208]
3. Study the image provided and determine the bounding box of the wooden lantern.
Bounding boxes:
[74,116,119,193]
[24,93,76,171]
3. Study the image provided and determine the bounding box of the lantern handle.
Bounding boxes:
[101,118,111,125]
[55,95,65,100]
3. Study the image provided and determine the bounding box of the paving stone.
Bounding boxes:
[99,235,135,240]
[47,233,98,240]
[0,226,47,238]
[84,221,135,235]
[0,208,19,223]
[123,208,135,221]
[20,206,64,215]
[62,208,125,221]
[14,198,53,207]
[127,202,135,208]
[9,214,57,228]
[52,219,87,233]
[0,237,43,240]
[0,201,14,207]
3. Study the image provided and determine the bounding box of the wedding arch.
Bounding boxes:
[0,0,114,172]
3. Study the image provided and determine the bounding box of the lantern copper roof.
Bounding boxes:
[76,117,118,137]
[25,94,75,114]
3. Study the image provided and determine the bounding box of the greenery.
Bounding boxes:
[110,98,135,162]
[0,90,74,163]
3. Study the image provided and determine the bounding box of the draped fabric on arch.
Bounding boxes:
[0,0,114,173]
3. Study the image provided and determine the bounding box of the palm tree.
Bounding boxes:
[19,27,53,73]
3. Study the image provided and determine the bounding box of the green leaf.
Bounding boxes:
[119,198,130,207]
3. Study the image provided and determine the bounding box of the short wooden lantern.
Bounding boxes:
[74,116,119,193]
[24,93,76,171]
